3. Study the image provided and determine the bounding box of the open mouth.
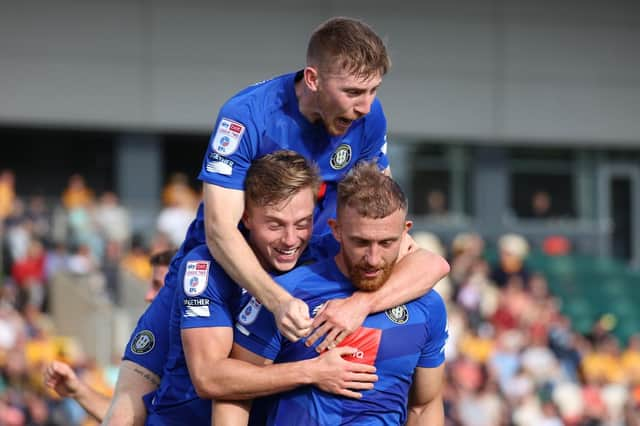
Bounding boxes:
[336,117,353,128]
[274,247,299,257]
[361,268,381,278]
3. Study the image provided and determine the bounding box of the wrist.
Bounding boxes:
[350,291,375,314]
[299,357,319,386]
[258,279,291,313]
[69,380,87,400]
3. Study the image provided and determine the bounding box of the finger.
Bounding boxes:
[316,328,341,353]
[290,314,313,330]
[343,380,376,390]
[333,330,349,346]
[305,323,331,347]
[280,329,301,343]
[344,362,377,374]
[311,307,328,328]
[346,372,378,383]
[335,389,363,399]
[328,346,358,356]
[280,325,313,342]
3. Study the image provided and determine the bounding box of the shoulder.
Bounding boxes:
[181,244,214,266]
[274,258,336,294]
[179,244,233,296]
[220,73,294,124]
[414,290,447,320]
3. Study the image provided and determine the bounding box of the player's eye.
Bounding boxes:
[295,219,311,230]
[380,240,394,248]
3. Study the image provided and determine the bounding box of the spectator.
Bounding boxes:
[0,169,16,225]
[156,187,195,248]
[491,233,530,288]
[26,195,51,243]
[120,235,151,281]
[61,174,93,210]
[11,239,46,311]
[161,172,200,210]
[530,190,553,219]
[94,192,130,249]
[426,188,448,217]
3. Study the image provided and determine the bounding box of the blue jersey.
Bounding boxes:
[145,244,243,425]
[122,211,205,376]
[234,258,448,426]
[198,70,388,237]
[124,70,387,384]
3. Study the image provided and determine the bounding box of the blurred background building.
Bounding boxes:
[1,1,639,424]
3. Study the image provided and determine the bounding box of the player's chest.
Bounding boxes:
[261,119,367,180]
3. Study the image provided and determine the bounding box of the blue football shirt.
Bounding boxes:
[145,244,243,425]
[235,258,448,426]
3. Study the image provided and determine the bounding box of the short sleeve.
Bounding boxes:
[233,296,283,361]
[359,99,389,170]
[179,257,235,330]
[197,104,259,190]
[417,292,448,368]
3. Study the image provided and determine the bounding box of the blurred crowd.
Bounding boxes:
[0,169,198,425]
[416,231,640,425]
[1,167,639,425]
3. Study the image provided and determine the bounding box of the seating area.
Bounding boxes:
[527,252,640,343]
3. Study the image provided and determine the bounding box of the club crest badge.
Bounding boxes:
[385,305,409,324]
[330,144,352,170]
[131,330,155,355]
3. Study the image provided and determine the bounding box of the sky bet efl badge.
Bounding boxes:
[212,118,245,155]
[183,260,210,297]
[238,297,262,325]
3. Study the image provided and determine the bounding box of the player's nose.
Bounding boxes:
[354,93,374,116]
[282,227,298,246]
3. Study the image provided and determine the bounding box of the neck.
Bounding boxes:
[294,77,320,124]
[333,251,349,279]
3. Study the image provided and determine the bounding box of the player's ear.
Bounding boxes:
[328,218,341,242]
[241,211,251,229]
[304,66,320,92]
[404,220,413,233]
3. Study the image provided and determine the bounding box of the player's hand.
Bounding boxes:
[309,346,377,399]
[274,296,313,342]
[43,361,81,398]
[307,294,370,352]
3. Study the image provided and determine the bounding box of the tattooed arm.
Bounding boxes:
[102,360,160,426]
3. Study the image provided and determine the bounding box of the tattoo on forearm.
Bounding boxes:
[132,367,160,386]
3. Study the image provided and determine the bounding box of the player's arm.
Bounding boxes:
[309,233,449,349]
[183,327,377,401]
[44,361,111,422]
[203,183,311,341]
[102,360,160,426]
[406,365,446,426]
[212,343,375,426]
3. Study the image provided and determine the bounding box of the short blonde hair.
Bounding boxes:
[307,17,391,79]
[245,150,320,208]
